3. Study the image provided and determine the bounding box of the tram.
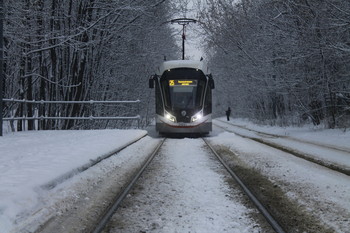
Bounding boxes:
[149,59,214,135]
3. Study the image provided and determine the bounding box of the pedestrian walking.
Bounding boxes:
[226,107,231,121]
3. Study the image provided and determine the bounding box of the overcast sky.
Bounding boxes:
[170,0,205,60]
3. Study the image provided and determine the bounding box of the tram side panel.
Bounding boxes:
[155,77,165,133]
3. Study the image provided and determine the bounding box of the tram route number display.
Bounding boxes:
[169,80,197,86]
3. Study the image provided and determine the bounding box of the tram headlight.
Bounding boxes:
[165,111,176,122]
[191,111,203,122]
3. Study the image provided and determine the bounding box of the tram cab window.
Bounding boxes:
[160,68,207,110]
[172,86,195,108]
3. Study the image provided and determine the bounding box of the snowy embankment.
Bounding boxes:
[0,130,147,233]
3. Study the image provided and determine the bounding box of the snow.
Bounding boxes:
[217,118,350,150]
[210,118,350,232]
[108,139,261,232]
[0,118,349,232]
[214,118,350,170]
[0,130,147,233]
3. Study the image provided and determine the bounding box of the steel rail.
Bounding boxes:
[202,138,286,233]
[216,119,350,153]
[91,138,166,233]
[214,122,350,176]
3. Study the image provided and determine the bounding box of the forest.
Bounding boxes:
[1,0,178,131]
[1,0,349,131]
[200,0,350,128]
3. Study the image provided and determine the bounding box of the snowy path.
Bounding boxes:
[104,138,267,233]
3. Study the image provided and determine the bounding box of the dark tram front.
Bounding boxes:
[149,60,214,135]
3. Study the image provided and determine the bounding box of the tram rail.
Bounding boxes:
[32,130,342,232]
[214,120,350,176]
[92,138,165,233]
[202,138,286,233]
[90,137,286,233]
[32,136,162,233]
[216,119,350,153]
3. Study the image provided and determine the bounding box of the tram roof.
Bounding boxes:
[156,60,210,75]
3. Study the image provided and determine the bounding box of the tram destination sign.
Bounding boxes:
[169,80,197,86]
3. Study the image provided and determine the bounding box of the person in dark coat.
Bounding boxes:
[225,107,231,121]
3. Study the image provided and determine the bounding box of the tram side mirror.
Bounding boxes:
[208,75,215,89]
[149,75,155,88]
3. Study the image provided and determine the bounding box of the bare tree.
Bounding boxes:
[3,0,177,130]
[199,0,350,128]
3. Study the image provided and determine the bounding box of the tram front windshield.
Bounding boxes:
[171,85,196,108]
[161,68,206,110]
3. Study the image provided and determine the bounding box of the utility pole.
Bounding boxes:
[0,0,3,136]
[170,18,197,60]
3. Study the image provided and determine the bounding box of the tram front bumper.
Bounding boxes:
[156,121,212,134]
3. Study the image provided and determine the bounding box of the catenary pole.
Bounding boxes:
[0,0,3,136]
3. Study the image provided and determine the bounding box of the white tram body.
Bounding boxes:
[149,60,214,135]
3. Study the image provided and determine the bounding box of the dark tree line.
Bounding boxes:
[199,0,350,128]
[3,0,178,130]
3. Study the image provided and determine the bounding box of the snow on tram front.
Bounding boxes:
[149,60,215,135]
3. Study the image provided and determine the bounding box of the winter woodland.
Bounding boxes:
[2,0,178,131]
[2,0,350,131]
[200,0,350,128]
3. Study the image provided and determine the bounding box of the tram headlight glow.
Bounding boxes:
[165,111,176,122]
[191,111,203,122]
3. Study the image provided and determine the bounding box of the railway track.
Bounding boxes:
[92,138,165,233]
[202,138,285,233]
[33,132,342,233]
[32,136,163,233]
[91,137,286,233]
[214,120,350,176]
[216,119,350,153]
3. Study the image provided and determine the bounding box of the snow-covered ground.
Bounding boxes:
[0,118,349,232]
[0,129,148,233]
[213,118,350,171]
[211,118,350,232]
[215,118,350,151]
